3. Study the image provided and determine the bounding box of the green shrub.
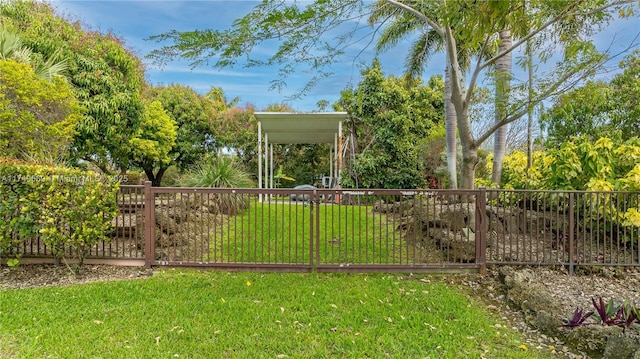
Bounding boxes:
[180,155,253,215]
[0,159,119,272]
[159,165,181,187]
[181,155,253,188]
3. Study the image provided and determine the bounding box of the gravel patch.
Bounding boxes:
[0,264,153,289]
[454,266,640,358]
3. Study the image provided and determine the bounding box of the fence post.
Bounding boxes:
[314,190,321,271]
[144,181,155,268]
[475,188,487,273]
[568,192,575,275]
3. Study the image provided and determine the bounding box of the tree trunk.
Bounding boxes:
[144,167,167,187]
[526,37,534,172]
[445,61,458,189]
[154,167,168,187]
[491,30,512,186]
[460,144,479,190]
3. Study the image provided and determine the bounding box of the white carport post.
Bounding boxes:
[270,144,274,197]
[338,120,343,179]
[258,121,262,202]
[334,133,338,187]
[329,142,333,185]
[264,133,269,199]
[336,120,343,203]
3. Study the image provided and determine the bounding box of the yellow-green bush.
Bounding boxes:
[483,137,640,243]
[0,159,119,271]
[485,137,640,192]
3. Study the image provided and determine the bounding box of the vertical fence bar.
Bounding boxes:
[569,192,575,275]
[476,188,487,272]
[312,190,318,270]
[144,181,155,268]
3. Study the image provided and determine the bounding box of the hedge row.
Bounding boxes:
[0,158,119,271]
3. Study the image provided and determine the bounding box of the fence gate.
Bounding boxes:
[142,184,486,272]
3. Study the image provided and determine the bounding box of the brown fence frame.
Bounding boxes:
[138,183,488,272]
[9,182,640,273]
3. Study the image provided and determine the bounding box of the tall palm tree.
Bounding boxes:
[369,3,459,188]
[369,2,484,189]
[490,30,512,186]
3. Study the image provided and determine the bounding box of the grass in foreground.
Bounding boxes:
[0,270,554,358]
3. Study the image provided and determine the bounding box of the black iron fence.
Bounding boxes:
[11,183,640,273]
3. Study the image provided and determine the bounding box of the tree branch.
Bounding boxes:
[465,33,495,108]
[477,0,584,73]
[475,57,604,146]
[384,0,444,37]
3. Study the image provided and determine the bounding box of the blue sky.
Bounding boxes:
[51,1,638,112]
[51,0,427,111]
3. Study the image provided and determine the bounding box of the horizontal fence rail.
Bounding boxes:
[8,183,640,273]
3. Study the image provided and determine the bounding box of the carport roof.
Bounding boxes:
[255,112,347,144]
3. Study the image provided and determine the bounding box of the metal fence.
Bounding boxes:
[12,183,640,273]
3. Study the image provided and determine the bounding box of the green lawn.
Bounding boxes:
[212,201,406,265]
[0,270,556,358]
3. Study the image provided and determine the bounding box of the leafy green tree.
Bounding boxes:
[1,1,146,173]
[542,50,640,146]
[129,100,178,186]
[215,104,259,179]
[149,0,636,189]
[149,84,217,186]
[541,81,614,145]
[369,2,487,189]
[336,60,443,189]
[0,59,80,161]
[610,50,640,135]
[368,4,459,188]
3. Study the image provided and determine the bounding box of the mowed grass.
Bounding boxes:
[217,201,403,265]
[0,270,555,358]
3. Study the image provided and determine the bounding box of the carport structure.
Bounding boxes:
[254,112,348,192]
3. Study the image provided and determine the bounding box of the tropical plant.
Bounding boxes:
[336,60,443,189]
[181,155,253,189]
[592,296,624,326]
[180,155,253,215]
[0,26,68,80]
[563,307,594,328]
[0,59,81,161]
[274,166,295,188]
[563,297,640,333]
[488,136,640,192]
[368,3,460,188]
